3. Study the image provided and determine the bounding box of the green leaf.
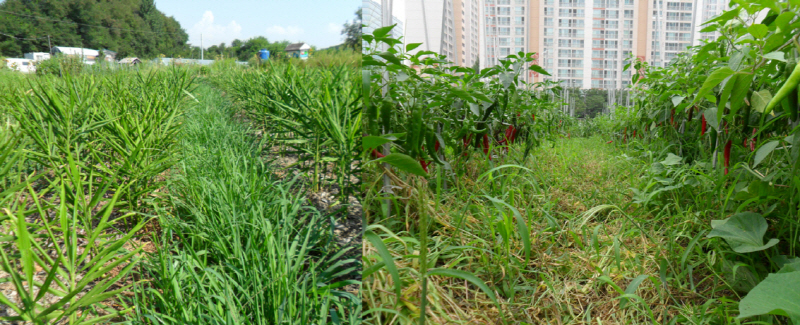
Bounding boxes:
[730,73,754,116]
[528,64,551,76]
[661,153,683,166]
[747,24,769,39]
[406,43,423,52]
[375,153,429,177]
[754,140,780,167]
[692,67,735,106]
[364,231,402,303]
[363,134,403,152]
[738,271,800,323]
[362,70,371,110]
[752,89,773,113]
[704,108,720,131]
[762,51,786,62]
[671,96,686,107]
[620,275,651,308]
[377,51,403,66]
[707,212,780,253]
[372,24,396,39]
[427,268,498,306]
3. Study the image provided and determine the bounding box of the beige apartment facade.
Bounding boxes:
[481,0,727,89]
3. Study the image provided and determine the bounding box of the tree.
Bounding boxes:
[0,0,188,58]
[342,8,362,50]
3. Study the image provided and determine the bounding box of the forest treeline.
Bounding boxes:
[0,0,362,60]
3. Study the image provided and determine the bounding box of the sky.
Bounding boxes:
[155,0,362,49]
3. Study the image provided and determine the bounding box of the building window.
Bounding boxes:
[514,17,525,25]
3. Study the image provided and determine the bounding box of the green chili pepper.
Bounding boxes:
[765,62,800,115]
[381,101,393,133]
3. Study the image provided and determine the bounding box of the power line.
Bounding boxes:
[0,9,185,35]
[0,31,49,41]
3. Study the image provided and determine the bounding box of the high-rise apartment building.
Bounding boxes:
[403,0,482,67]
[697,0,730,42]
[454,0,483,67]
[482,0,730,89]
[363,0,404,48]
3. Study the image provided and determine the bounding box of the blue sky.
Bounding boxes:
[155,0,362,49]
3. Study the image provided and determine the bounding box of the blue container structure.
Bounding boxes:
[258,49,270,60]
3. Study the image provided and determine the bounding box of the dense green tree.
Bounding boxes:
[583,89,608,118]
[0,0,188,58]
[342,8,361,50]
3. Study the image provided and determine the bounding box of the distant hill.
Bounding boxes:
[0,0,188,58]
[317,43,355,53]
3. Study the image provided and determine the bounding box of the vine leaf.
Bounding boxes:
[707,212,779,253]
[738,271,800,324]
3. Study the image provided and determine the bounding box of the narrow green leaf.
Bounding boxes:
[375,153,429,177]
[364,231,402,303]
[754,140,781,167]
[427,268,498,306]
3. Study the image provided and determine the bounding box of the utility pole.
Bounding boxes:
[201,33,204,60]
[47,35,51,53]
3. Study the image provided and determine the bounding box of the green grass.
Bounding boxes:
[129,83,359,324]
[364,136,746,324]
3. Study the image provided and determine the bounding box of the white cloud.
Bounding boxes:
[188,11,242,47]
[327,22,341,34]
[264,25,304,41]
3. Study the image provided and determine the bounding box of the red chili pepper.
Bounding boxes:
[420,159,428,173]
[750,128,757,152]
[724,139,732,175]
[482,133,491,160]
[670,108,675,126]
[462,135,471,157]
[606,140,613,144]
[701,115,707,136]
[435,140,440,152]
[633,130,637,138]
[532,113,536,122]
[371,149,385,158]
[511,127,519,143]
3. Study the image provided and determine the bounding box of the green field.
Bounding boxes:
[362,2,800,323]
[0,55,361,324]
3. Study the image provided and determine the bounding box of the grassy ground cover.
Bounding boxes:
[364,134,786,324]
[129,83,359,324]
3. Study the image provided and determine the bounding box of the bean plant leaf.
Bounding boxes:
[427,268,498,306]
[738,271,800,323]
[707,212,780,253]
[375,153,429,177]
[751,89,773,113]
[747,24,768,39]
[762,51,786,62]
[754,140,780,167]
[692,67,735,106]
